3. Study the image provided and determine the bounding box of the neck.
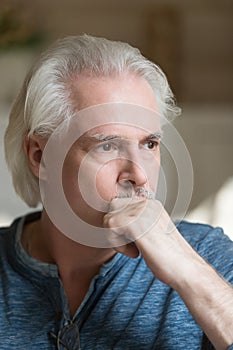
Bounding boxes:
[22,209,116,277]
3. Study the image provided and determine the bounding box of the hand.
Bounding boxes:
[103,197,196,287]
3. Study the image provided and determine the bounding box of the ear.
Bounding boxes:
[24,133,47,180]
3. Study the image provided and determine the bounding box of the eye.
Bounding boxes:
[95,142,117,152]
[143,140,159,150]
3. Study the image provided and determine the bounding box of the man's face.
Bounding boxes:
[62,74,161,227]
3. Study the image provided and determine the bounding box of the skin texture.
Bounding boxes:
[23,73,233,349]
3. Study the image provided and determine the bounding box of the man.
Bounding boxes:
[1,35,233,350]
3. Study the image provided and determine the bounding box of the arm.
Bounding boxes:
[174,258,233,350]
[104,198,233,350]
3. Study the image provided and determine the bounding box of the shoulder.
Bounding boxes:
[176,220,232,247]
[0,219,17,244]
[0,213,37,266]
[177,220,233,281]
[0,216,21,238]
[176,220,221,242]
[0,217,21,264]
[0,211,41,237]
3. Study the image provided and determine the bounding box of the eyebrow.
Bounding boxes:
[78,131,163,149]
[88,132,163,142]
[147,132,163,140]
[77,134,120,149]
[88,134,122,142]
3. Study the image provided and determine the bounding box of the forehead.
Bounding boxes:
[85,123,162,139]
[70,73,159,112]
[73,106,162,145]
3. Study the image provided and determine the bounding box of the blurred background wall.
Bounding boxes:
[0,0,232,237]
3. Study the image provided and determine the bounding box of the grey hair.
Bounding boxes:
[4,34,181,207]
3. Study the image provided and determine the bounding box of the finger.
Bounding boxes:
[109,196,146,213]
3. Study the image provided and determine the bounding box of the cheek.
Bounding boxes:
[70,159,119,214]
[62,158,77,194]
[145,154,160,190]
[95,163,118,200]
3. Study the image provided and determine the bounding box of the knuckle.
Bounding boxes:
[108,215,117,228]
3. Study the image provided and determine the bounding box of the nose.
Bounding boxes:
[118,158,148,188]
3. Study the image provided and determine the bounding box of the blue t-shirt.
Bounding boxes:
[0,212,232,350]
